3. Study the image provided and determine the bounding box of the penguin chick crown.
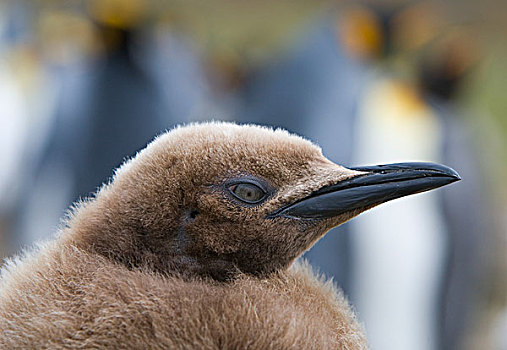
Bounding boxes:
[64,122,460,281]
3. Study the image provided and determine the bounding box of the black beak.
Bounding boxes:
[271,162,460,219]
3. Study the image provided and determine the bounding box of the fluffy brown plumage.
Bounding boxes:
[0,122,459,348]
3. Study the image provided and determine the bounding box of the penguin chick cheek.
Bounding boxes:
[181,180,321,277]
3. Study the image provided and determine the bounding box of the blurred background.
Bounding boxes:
[0,0,506,349]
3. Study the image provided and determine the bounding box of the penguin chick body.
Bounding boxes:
[0,122,459,349]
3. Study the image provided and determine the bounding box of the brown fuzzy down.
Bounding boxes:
[0,122,368,349]
[0,245,366,349]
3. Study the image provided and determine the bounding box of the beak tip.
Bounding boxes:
[438,165,461,182]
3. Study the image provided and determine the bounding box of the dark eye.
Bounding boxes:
[229,183,266,203]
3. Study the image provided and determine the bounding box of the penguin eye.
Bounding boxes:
[229,183,266,204]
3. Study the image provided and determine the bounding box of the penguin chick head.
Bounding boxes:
[68,122,459,281]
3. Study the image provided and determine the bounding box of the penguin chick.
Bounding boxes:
[0,122,459,349]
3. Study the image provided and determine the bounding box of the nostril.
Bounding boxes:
[189,210,199,220]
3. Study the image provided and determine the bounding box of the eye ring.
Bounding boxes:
[229,183,267,204]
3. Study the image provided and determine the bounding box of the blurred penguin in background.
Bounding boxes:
[417,28,491,350]
[343,2,490,350]
[0,2,53,256]
[14,1,214,247]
